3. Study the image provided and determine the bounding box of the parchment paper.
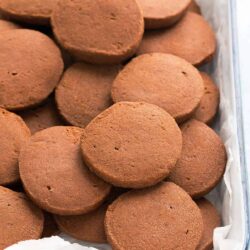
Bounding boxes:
[6,0,247,249]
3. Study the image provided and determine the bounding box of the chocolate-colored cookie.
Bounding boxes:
[0,0,59,25]
[112,53,204,123]
[56,63,120,128]
[0,29,63,110]
[196,198,221,250]
[42,212,59,238]
[137,0,191,29]
[0,108,30,186]
[19,97,64,134]
[105,182,203,250]
[0,19,20,31]
[19,126,111,215]
[169,120,227,198]
[188,0,201,14]
[0,187,44,249]
[55,203,108,243]
[193,72,220,124]
[81,102,182,188]
[137,12,216,66]
[51,0,144,64]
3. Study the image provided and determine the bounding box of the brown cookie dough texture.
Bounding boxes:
[137,12,216,66]
[19,126,111,215]
[188,0,201,14]
[169,120,227,198]
[51,0,144,64]
[0,0,59,25]
[137,0,191,29]
[196,198,221,250]
[193,72,220,124]
[56,63,120,128]
[105,182,203,250]
[81,102,182,188]
[0,187,44,249]
[55,203,108,243]
[0,29,64,111]
[112,53,204,123]
[0,19,20,32]
[0,108,30,186]
[19,97,64,134]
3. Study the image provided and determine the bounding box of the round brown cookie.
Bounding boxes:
[42,212,59,238]
[137,0,191,29]
[55,203,108,243]
[0,108,30,186]
[19,97,64,134]
[169,119,227,198]
[19,126,111,215]
[188,0,201,14]
[112,53,204,123]
[193,72,220,124]
[196,198,221,250]
[0,187,44,249]
[0,29,63,110]
[137,12,216,66]
[0,0,59,25]
[51,0,144,64]
[105,182,203,250]
[56,63,120,128]
[81,102,182,188]
[0,19,20,32]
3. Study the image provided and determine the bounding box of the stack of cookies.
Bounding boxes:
[0,0,226,249]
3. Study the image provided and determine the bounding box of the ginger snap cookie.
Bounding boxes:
[188,0,201,14]
[196,198,221,250]
[19,97,64,134]
[169,120,227,198]
[193,72,220,124]
[0,0,59,25]
[137,0,191,29]
[81,102,182,188]
[0,19,20,32]
[0,108,30,186]
[19,126,111,215]
[105,182,203,250]
[0,29,63,110]
[0,187,44,249]
[112,53,204,123]
[56,63,120,128]
[51,0,144,64]
[55,203,108,243]
[137,12,216,66]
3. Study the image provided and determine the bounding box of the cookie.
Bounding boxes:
[42,213,59,238]
[169,120,227,198]
[137,0,191,29]
[55,203,108,243]
[0,108,30,185]
[0,187,44,249]
[19,97,64,134]
[193,72,220,124]
[112,53,204,123]
[51,0,144,64]
[196,198,221,250]
[0,19,20,32]
[137,12,216,66]
[19,126,111,215]
[188,0,201,14]
[0,0,59,25]
[56,63,120,128]
[0,29,63,110]
[81,102,182,188]
[105,182,203,250]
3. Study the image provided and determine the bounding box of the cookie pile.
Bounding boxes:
[0,0,225,249]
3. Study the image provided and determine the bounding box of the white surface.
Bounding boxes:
[6,0,248,249]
